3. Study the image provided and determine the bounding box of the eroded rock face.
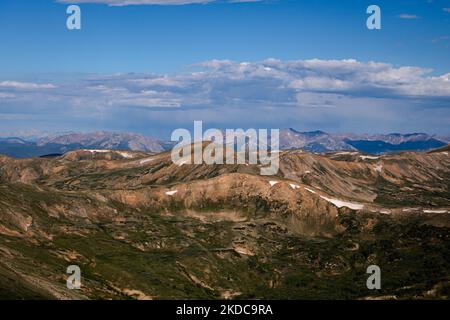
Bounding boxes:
[0,148,449,299]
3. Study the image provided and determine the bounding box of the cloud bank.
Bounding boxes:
[0,81,57,90]
[1,59,449,135]
[3,58,450,109]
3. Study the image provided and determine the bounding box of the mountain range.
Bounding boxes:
[279,129,448,154]
[0,131,169,158]
[0,130,448,158]
[1,144,449,299]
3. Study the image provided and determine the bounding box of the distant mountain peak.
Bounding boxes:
[280,130,447,154]
[37,131,166,152]
[286,128,327,135]
[0,131,169,158]
[0,129,448,158]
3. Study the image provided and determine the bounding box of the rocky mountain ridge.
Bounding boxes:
[0,145,449,299]
[0,130,448,158]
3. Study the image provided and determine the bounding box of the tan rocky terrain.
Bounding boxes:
[0,146,449,299]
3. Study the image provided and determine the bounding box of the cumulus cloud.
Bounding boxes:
[57,0,260,6]
[1,59,449,135]
[1,59,449,111]
[194,58,450,99]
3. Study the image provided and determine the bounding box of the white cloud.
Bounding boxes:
[194,58,450,98]
[1,59,449,113]
[0,81,57,90]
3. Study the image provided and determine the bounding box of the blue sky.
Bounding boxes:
[0,0,449,137]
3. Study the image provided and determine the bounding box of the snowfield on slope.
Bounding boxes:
[424,209,447,214]
[305,187,317,194]
[86,149,109,153]
[319,196,364,210]
[360,155,380,160]
[118,152,134,159]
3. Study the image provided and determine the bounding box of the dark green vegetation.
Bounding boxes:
[1,191,449,300]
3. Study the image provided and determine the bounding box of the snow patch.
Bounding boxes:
[402,208,418,212]
[269,181,279,187]
[165,190,178,196]
[360,155,379,160]
[320,196,364,210]
[289,184,300,190]
[305,187,317,194]
[86,149,109,153]
[424,209,447,214]
[375,164,383,173]
[118,152,134,159]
